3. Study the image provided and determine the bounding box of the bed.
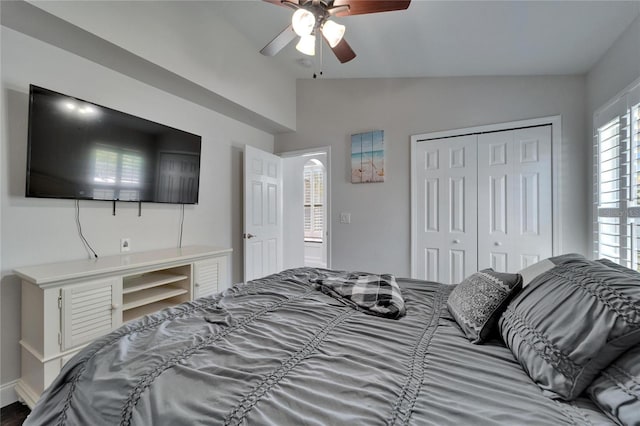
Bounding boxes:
[24,254,640,425]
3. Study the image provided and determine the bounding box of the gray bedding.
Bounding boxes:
[25,268,613,425]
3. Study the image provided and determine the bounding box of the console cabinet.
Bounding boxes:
[14,246,231,408]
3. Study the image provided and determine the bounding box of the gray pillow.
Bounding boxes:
[587,344,640,425]
[499,253,640,401]
[596,258,640,278]
[517,258,555,287]
[447,269,522,344]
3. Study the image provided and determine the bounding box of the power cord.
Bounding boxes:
[75,200,98,259]
[179,204,185,248]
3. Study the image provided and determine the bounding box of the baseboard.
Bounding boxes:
[0,379,19,408]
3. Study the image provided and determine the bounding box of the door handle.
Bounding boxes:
[243,233,256,239]
[452,239,460,244]
[494,241,502,246]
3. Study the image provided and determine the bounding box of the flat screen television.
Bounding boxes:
[26,85,202,204]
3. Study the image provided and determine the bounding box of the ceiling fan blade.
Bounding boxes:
[331,0,410,16]
[325,36,356,63]
[260,25,297,56]
[262,0,300,7]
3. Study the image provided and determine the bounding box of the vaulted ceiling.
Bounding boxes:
[215,1,640,79]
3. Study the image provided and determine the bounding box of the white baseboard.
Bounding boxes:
[1,379,19,407]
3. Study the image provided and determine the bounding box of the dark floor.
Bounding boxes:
[0,402,30,426]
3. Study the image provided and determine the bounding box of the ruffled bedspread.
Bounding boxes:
[25,268,613,425]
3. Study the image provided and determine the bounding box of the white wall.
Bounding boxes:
[0,27,273,395]
[587,15,640,115]
[276,76,588,276]
[21,0,297,132]
[586,15,640,256]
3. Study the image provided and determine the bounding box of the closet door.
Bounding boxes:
[477,126,552,272]
[416,135,478,284]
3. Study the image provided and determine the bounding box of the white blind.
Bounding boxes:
[594,79,640,270]
[304,161,324,241]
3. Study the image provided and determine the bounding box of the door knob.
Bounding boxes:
[494,242,502,246]
[243,233,256,239]
[452,239,460,244]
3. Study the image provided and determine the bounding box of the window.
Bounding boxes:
[304,159,324,242]
[594,79,640,270]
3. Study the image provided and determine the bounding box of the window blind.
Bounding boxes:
[303,162,324,242]
[594,79,640,270]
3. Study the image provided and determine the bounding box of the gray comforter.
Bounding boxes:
[25,268,613,425]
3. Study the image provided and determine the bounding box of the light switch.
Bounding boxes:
[340,212,351,224]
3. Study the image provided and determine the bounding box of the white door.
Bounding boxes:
[244,145,283,282]
[477,126,552,272]
[415,135,478,284]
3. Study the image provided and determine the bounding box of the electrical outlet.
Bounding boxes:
[120,238,131,253]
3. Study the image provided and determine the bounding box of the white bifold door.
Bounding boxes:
[415,126,552,283]
[477,126,552,272]
[415,135,478,284]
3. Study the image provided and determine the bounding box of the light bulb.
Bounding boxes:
[292,8,315,37]
[296,34,316,56]
[321,20,345,48]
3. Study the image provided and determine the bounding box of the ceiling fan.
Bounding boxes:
[260,0,411,64]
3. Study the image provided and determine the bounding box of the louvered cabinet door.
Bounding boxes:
[61,278,122,351]
[194,257,228,299]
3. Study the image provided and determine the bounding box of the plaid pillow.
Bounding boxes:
[312,272,406,319]
[447,269,522,344]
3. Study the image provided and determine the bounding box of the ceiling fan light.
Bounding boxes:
[321,20,345,48]
[296,34,316,56]
[292,8,315,36]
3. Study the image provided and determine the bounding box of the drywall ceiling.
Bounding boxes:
[215,0,640,79]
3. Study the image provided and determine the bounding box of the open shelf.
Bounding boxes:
[122,285,188,311]
[123,300,176,323]
[123,272,188,294]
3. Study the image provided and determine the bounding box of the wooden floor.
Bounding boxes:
[0,402,30,426]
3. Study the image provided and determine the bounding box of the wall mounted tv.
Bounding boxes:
[26,85,202,204]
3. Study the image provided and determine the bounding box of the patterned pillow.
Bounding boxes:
[447,269,523,344]
[587,344,640,425]
[499,254,640,401]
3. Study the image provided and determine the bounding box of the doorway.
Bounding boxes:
[280,147,331,270]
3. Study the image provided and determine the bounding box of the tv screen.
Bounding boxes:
[26,85,202,204]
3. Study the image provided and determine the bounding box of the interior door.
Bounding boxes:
[243,145,283,282]
[415,135,478,284]
[477,126,552,272]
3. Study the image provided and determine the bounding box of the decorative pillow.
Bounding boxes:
[499,253,640,401]
[447,269,522,344]
[587,344,640,426]
[311,272,406,319]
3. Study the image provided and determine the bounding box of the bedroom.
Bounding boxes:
[1,0,639,424]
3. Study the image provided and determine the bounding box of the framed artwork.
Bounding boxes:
[351,130,384,183]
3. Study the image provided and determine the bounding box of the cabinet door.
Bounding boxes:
[194,257,228,299]
[61,277,122,351]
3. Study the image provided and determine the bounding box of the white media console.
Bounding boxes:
[13,245,232,408]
